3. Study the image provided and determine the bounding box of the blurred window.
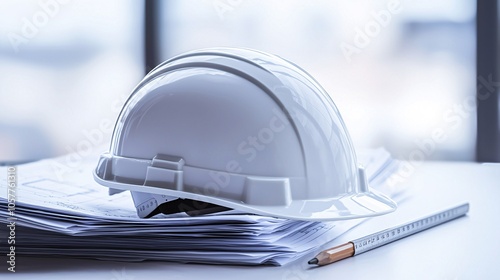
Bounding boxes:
[0,0,143,162]
[157,0,476,161]
[0,0,480,163]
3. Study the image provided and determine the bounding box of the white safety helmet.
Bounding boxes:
[93,48,396,221]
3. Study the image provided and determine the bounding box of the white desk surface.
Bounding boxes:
[3,162,500,279]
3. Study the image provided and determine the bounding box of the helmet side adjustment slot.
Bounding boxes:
[144,154,185,191]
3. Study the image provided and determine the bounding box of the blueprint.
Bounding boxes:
[0,148,404,265]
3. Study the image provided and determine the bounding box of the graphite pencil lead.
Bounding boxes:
[308,258,319,265]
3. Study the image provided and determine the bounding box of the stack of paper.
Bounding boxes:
[0,148,403,266]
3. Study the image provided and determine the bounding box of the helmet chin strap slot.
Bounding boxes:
[145,198,232,218]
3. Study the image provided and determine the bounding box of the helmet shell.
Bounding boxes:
[94,48,396,221]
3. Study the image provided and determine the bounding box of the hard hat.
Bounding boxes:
[93,47,396,221]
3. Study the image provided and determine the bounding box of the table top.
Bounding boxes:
[3,161,500,280]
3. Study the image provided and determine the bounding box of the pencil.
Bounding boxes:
[308,203,469,266]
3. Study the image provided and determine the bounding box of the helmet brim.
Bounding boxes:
[94,169,396,221]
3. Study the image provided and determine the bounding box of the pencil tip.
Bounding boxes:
[308,258,318,265]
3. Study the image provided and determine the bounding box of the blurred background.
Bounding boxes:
[0,0,498,163]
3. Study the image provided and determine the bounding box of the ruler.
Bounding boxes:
[352,203,470,255]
